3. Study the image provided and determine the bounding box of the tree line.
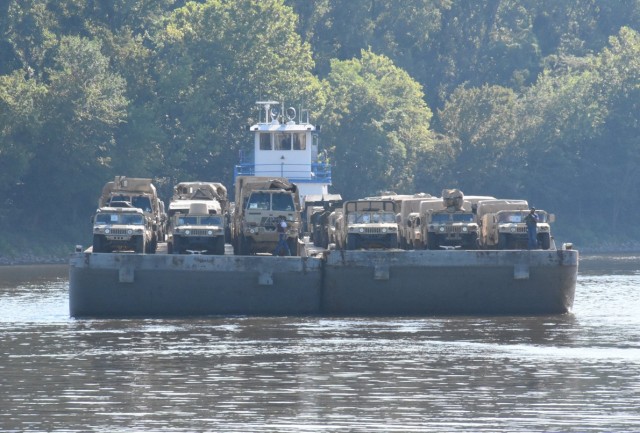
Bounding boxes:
[1,0,640,249]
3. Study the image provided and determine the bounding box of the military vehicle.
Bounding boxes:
[422,189,479,250]
[302,193,343,248]
[338,199,398,250]
[92,206,155,254]
[167,202,226,255]
[477,199,554,249]
[232,176,302,255]
[397,194,434,249]
[98,176,166,249]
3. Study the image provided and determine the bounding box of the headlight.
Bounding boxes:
[359,228,364,233]
[136,229,143,234]
[510,227,516,233]
[250,228,255,234]
[208,230,213,235]
[439,227,445,232]
[382,228,387,233]
[127,229,133,235]
[185,230,191,235]
[462,227,468,232]
[105,228,111,234]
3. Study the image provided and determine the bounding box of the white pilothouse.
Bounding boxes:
[235,101,332,201]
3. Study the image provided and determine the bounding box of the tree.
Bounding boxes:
[18,36,128,227]
[321,49,435,198]
[152,0,323,187]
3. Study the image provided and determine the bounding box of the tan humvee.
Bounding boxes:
[167,202,226,255]
[92,206,155,254]
[338,199,398,250]
[422,189,480,249]
[99,176,167,248]
[477,199,554,249]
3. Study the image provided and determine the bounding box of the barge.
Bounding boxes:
[68,247,578,317]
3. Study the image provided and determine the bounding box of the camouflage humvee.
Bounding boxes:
[92,206,155,254]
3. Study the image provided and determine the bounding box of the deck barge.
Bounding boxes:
[69,248,578,317]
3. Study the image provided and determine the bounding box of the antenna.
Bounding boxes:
[256,100,279,123]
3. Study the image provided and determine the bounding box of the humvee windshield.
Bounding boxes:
[452,213,475,222]
[96,213,144,225]
[498,211,548,223]
[348,212,395,224]
[178,216,222,225]
[431,213,450,223]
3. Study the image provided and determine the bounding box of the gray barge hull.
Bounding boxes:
[69,249,578,317]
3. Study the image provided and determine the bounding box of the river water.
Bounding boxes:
[1,254,639,432]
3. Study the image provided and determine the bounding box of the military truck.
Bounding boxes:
[477,199,554,249]
[92,206,155,254]
[98,176,166,249]
[232,176,302,255]
[302,193,343,248]
[167,202,226,255]
[338,199,398,250]
[422,189,479,250]
[397,194,433,249]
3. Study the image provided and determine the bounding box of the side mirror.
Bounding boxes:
[549,214,556,223]
[90,216,94,224]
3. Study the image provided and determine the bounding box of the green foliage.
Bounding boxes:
[1,0,640,251]
[321,49,434,198]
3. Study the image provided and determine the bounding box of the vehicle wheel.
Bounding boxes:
[388,235,398,249]
[427,232,438,250]
[240,235,251,255]
[215,237,226,255]
[498,233,508,250]
[173,237,182,254]
[346,234,358,250]
[135,236,145,254]
[539,232,551,250]
[465,233,478,250]
[167,241,173,254]
[92,235,104,253]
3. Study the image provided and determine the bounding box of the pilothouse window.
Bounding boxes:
[259,133,271,150]
[274,133,291,150]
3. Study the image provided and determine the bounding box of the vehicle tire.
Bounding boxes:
[240,235,250,255]
[135,236,145,254]
[465,233,478,250]
[427,232,438,250]
[215,237,225,255]
[539,232,551,250]
[498,233,508,250]
[92,235,104,253]
[388,235,398,249]
[346,234,358,250]
[167,241,173,254]
[173,237,182,254]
